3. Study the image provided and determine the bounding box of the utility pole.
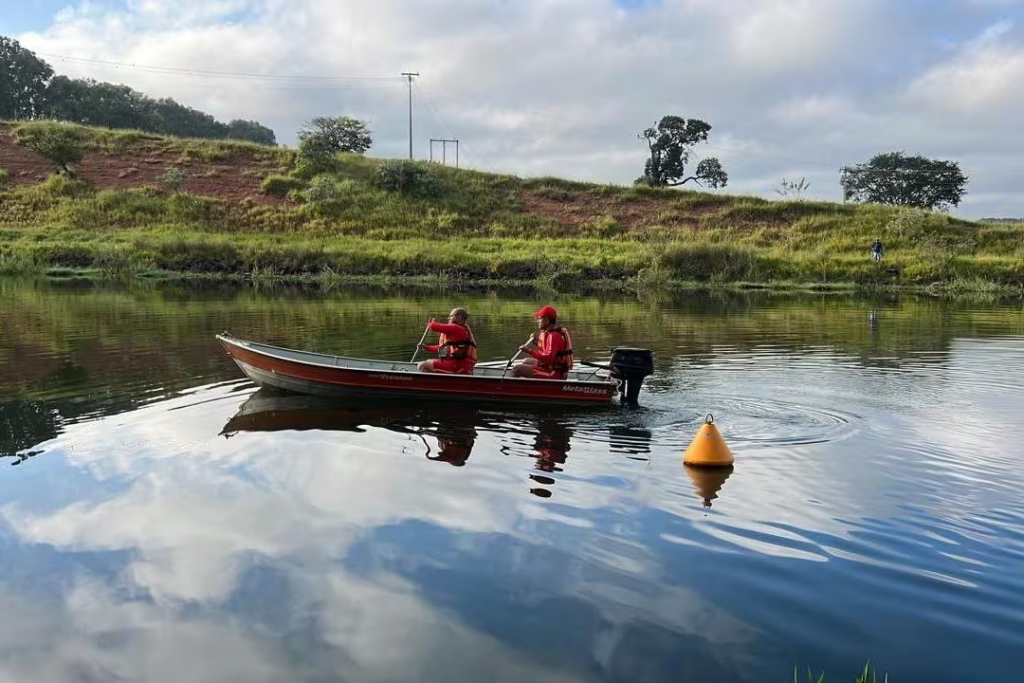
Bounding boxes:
[401,71,419,160]
[429,138,460,168]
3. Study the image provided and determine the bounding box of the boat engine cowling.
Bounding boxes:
[609,347,654,406]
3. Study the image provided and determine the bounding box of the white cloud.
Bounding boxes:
[771,94,866,127]
[727,0,874,72]
[908,21,1024,113]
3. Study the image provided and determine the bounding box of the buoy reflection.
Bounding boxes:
[684,464,734,508]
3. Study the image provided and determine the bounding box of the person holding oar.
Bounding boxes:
[509,305,574,380]
[415,307,478,374]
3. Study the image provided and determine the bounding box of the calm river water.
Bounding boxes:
[2,280,1023,682]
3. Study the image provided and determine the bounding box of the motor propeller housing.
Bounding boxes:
[608,347,655,407]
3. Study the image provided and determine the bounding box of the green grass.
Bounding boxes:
[2,121,1023,296]
[796,662,888,682]
[11,120,295,166]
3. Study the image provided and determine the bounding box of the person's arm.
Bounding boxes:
[528,332,563,365]
[420,320,446,354]
[521,333,541,359]
[429,321,467,337]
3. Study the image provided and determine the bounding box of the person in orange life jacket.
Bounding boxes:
[417,307,478,374]
[509,305,574,380]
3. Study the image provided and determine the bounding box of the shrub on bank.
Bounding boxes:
[162,167,188,193]
[15,122,85,175]
[376,160,443,199]
[654,242,763,281]
[302,176,356,216]
[261,175,306,197]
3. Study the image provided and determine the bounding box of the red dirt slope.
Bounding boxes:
[0,124,284,205]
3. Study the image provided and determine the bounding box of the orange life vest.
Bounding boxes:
[539,326,573,375]
[438,323,478,363]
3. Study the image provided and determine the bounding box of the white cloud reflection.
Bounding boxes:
[3,331,1024,681]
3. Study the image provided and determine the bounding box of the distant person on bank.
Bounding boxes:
[418,308,478,374]
[509,305,575,380]
[871,239,885,261]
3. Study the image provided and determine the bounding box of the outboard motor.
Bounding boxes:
[609,347,654,407]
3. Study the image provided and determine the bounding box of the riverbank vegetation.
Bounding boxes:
[1,121,1022,297]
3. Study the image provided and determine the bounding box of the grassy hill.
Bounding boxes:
[1,120,1022,295]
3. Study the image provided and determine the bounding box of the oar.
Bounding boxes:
[409,322,432,363]
[500,335,535,382]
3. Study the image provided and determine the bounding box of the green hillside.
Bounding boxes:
[1,121,1022,296]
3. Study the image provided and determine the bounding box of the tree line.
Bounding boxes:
[0,36,276,145]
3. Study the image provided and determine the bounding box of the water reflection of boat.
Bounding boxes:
[528,420,574,498]
[224,388,476,433]
[222,389,484,466]
[223,389,656,497]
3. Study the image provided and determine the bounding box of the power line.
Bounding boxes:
[701,141,978,176]
[36,52,403,82]
[76,81,407,93]
[417,84,473,168]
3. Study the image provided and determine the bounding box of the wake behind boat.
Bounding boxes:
[216,333,654,406]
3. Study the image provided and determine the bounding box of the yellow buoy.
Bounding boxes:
[683,414,734,467]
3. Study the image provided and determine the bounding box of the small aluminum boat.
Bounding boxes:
[216,332,646,405]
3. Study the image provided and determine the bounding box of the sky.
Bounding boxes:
[5,0,1024,218]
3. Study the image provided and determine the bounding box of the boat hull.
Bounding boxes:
[216,333,620,405]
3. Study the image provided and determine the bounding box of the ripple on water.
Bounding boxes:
[602,395,861,450]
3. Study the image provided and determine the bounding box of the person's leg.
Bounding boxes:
[508,357,538,377]
[418,360,435,372]
[430,359,466,374]
[509,364,531,377]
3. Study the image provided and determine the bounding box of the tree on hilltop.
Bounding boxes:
[298,116,373,156]
[0,36,53,119]
[636,115,728,188]
[840,152,968,212]
[295,116,372,174]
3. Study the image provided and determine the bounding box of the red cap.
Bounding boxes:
[534,305,558,319]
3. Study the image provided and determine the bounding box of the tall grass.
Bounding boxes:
[795,662,887,683]
[0,251,41,276]
[11,120,295,166]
